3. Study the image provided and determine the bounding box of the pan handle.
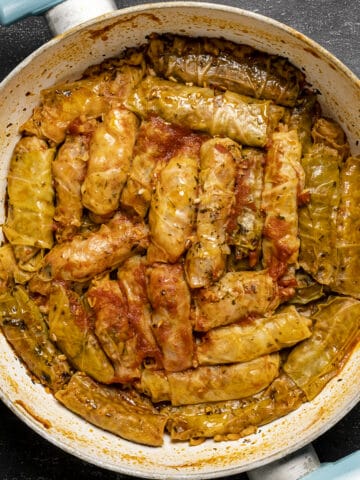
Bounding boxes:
[0,0,117,35]
[247,444,320,480]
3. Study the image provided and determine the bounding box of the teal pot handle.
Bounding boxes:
[0,0,63,25]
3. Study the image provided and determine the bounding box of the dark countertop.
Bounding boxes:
[0,1,359,479]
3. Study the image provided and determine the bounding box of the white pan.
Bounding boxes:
[0,2,359,479]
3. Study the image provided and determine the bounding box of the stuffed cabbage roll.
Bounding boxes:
[53,133,90,242]
[140,354,280,405]
[196,306,312,365]
[0,286,72,392]
[261,129,304,282]
[284,296,360,400]
[192,270,280,331]
[164,373,304,442]
[87,276,140,383]
[298,144,341,285]
[147,34,305,107]
[81,108,138,216]
[147,263,193,372]
[331,156,360,298]
[0,244,33,290]
[147,136,202,263]
[125,76,274,147]
[3,137,55,263]
[288,91,319,154]
[21,52,145,144]
[49,284,115,384]
[56,373,168,446]
[226,147,265,267]
[185,138,239,288]
[120,116,196,217]
[117,256,162,369]
[41,213,149,282]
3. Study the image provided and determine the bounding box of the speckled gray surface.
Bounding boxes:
[0,1,359,479]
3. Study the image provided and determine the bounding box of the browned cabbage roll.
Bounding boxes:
[147,263,193,372]
[261,129,304,282]
[0,286,72,392]
[3,137,55,263]
[185,138,239,288]
[192,270,280,331]
[284,296,360,400]
[81,108,138,216]
[147,34,305,107]
[120,116,196,218]
[164,373,305,442]
[21,52,145,144]
[41,213,149,282]
[226,147,265,267]
[331,157,360,298]
[140,354,280,405]
[56,373,168,446]
[147,135,203,263]
[196,306,312,365]
[49,284,115,384]
[125,76,274,147]
[312,117,350,160]
[299,144,341,285]
[53,133,90,242]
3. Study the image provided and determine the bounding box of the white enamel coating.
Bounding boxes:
[0,3,359,479]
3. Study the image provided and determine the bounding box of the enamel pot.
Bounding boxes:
[0,2,359,479]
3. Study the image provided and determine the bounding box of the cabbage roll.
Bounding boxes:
[192,270,280,331]
[185,138,239,288]
[331,156,360,298]
[3,137,55,262]
[53,133,90,242]
[226,147,265,267]
[164,373,304,442]
[284,296,360,400]
[49,284,115,384]
[87,276,140,383]
[0,244,33,290]
[81,108,138,216]
[147,137,202,263]
[261,129,303,282]
[120,116,198,218]
[147,263,193,372]
[56,373,168,446]
[0,286,72,392]
[298,144,341,285]
[117,256,162,369]
[288,91,319,154]
[196,306,312,365]
[21,52,145,144]
[125,76,273,147]
[140,354,280,405]
[42,213,149,282]
[147,34,305,107]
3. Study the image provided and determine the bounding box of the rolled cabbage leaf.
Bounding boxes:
[49,284,115,384]
[3,137,55,260]
[147,263,193,372]
[0,286,72,392]
[185,138,239,288]
[125,76,273,147]
[164,373,305,442]
[331,156,360,298]
[284,296,360,400]
[56,372,168,446]
[140,354,280,405]
[81,108,138,216]
[191,270,280,331]
[196,306,312,365]
[147,34,305,107]
[298,144,341,285]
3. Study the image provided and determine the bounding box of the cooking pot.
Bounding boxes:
[0,1,359,479]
